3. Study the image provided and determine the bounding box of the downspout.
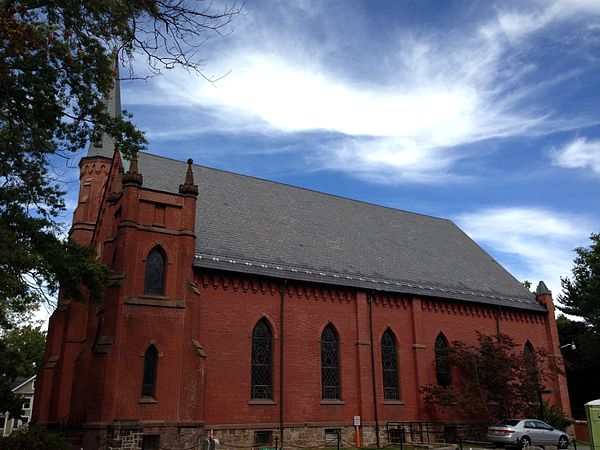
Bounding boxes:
[368,291,381,447]
[279,280,287,448]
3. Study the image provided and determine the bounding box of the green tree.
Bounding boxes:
[557,233,600,332]
[0,325,46,418]
[557,315,600,419]
[421,333,566,424]
[0,1,241,329]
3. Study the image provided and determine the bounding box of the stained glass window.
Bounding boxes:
[251,319,273,399]
[321,324,340,399]
[523,341,540,386]
[144,247,165,295]
[381,329,399,400]
[435,333,451,386]
[142,345,158,397]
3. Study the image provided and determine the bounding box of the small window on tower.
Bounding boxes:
[144,247,166,295]
[142,345,158,398]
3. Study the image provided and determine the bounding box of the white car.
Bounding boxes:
[487,419,571,448]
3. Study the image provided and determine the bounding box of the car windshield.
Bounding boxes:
[498,420,520,426]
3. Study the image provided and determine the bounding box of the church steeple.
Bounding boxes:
[84,57,122,160]
[71,57,122,245]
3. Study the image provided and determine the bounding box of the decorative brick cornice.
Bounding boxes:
[420,298,545,324]
[372,292,410,309]
[197,272,355,303]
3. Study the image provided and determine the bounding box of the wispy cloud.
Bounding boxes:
[457,207,592,296]
[483,0,600,42]
[551,137,600,175]
[124,1,600,183]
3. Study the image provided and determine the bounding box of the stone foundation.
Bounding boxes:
[65,421,478,449]
[77,421,204,450]
[210,423,409,449]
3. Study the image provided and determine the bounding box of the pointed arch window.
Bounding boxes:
[523,341,540,386]
[142,345,158,398]
[251,319,273,399]
[321,324,340,400]
[435,333,451,386]
[144,247,165,295]
[381,329,399,400]
[524,341,534,355]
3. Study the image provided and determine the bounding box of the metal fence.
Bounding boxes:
[386,421,490,445]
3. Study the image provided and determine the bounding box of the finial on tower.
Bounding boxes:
[179,158,199,197]
[122,151,143,186]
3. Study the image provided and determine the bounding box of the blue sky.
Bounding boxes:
[64,0,600,302]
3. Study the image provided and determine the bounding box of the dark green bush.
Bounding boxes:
[0,425,68,450]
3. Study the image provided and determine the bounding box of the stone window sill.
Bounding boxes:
[125,297,185,308]
[139,397,157,404]
[249,399,276,405]
[320,399,345,405]
[383,400,405,405]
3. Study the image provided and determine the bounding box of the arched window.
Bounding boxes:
[524,341,534,355]
[381,329,399,400]
[435,333,451,386]
[251,319,273,399]
[321,324,340,400]
[142,345,158,397]
[523,341,540,386]
[144,247,165,295]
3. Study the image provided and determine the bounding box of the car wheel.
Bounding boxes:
[558,435,569,449]
[520,436,532,448]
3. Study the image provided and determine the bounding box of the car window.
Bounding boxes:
[499,420,520,426]
[524,421,536,429]
[533,420,552,430]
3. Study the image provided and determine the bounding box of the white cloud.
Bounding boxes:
[551,137,600,174]
[124,1,600,183]
[483,0,600,42]
[457,207,592,297]
[315,137,464,184]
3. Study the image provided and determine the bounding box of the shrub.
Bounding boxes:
[0,425,68,450]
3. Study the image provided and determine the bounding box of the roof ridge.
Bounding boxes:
[140,151,452,223]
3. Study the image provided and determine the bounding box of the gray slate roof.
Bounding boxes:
[137,153,545,312]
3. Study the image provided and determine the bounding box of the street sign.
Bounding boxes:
[354,416,361,426]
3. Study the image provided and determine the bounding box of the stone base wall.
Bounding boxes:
[76,421,204,450]
[210,424,400,449]
[59,421,473,449]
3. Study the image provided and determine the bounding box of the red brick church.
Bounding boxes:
[33,78,570,449]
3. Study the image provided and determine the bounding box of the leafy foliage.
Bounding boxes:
[0,425,68,450]
[0,1,241,327]
[558,233,600,333]
[523,400,573,430]
[0,325,46,418]
[421,332,563,423]
[557,315,600,419]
